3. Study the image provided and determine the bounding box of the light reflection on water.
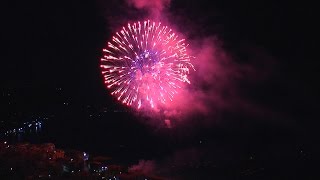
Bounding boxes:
[0,120,44,143]
[1,113,166,166]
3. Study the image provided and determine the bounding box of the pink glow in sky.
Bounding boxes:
[126,0,171,18]
[100,0,275,127]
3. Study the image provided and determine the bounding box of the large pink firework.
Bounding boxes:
[101,20,194,110]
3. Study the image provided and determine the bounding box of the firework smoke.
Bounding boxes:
[128,160,156,174]
[126,0,171,18]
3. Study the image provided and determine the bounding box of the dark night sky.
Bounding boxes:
[2,0,106,101]
[1,0,318,178]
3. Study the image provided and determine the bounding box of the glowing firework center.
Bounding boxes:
[133,50,160,77]
[101,20,194,109]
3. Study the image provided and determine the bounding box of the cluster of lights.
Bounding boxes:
[100,175,119,180]
[93,166,108,173]
[1,142,123,179]
[1,120,43,137]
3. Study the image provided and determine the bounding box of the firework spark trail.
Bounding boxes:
[101,20,194,110]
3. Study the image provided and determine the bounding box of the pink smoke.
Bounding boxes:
[135,34,276,128]
[125,0,171,18]
[128,160,156,174]
[164,119,172,128]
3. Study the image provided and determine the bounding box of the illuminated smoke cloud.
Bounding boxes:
[147,36,276,127]
[128,160,156,174]
[157,37,236,116]
[164,119,172,128]
[126,0,171,18]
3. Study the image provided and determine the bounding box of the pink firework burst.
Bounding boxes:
[101,20,195,110]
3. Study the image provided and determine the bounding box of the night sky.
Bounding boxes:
[1,0,318,179]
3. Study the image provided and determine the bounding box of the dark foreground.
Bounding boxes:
[0,141,165,180]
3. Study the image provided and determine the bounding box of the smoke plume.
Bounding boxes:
[125,0,171,18]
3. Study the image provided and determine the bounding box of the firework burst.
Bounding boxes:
[101,20,195,109]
